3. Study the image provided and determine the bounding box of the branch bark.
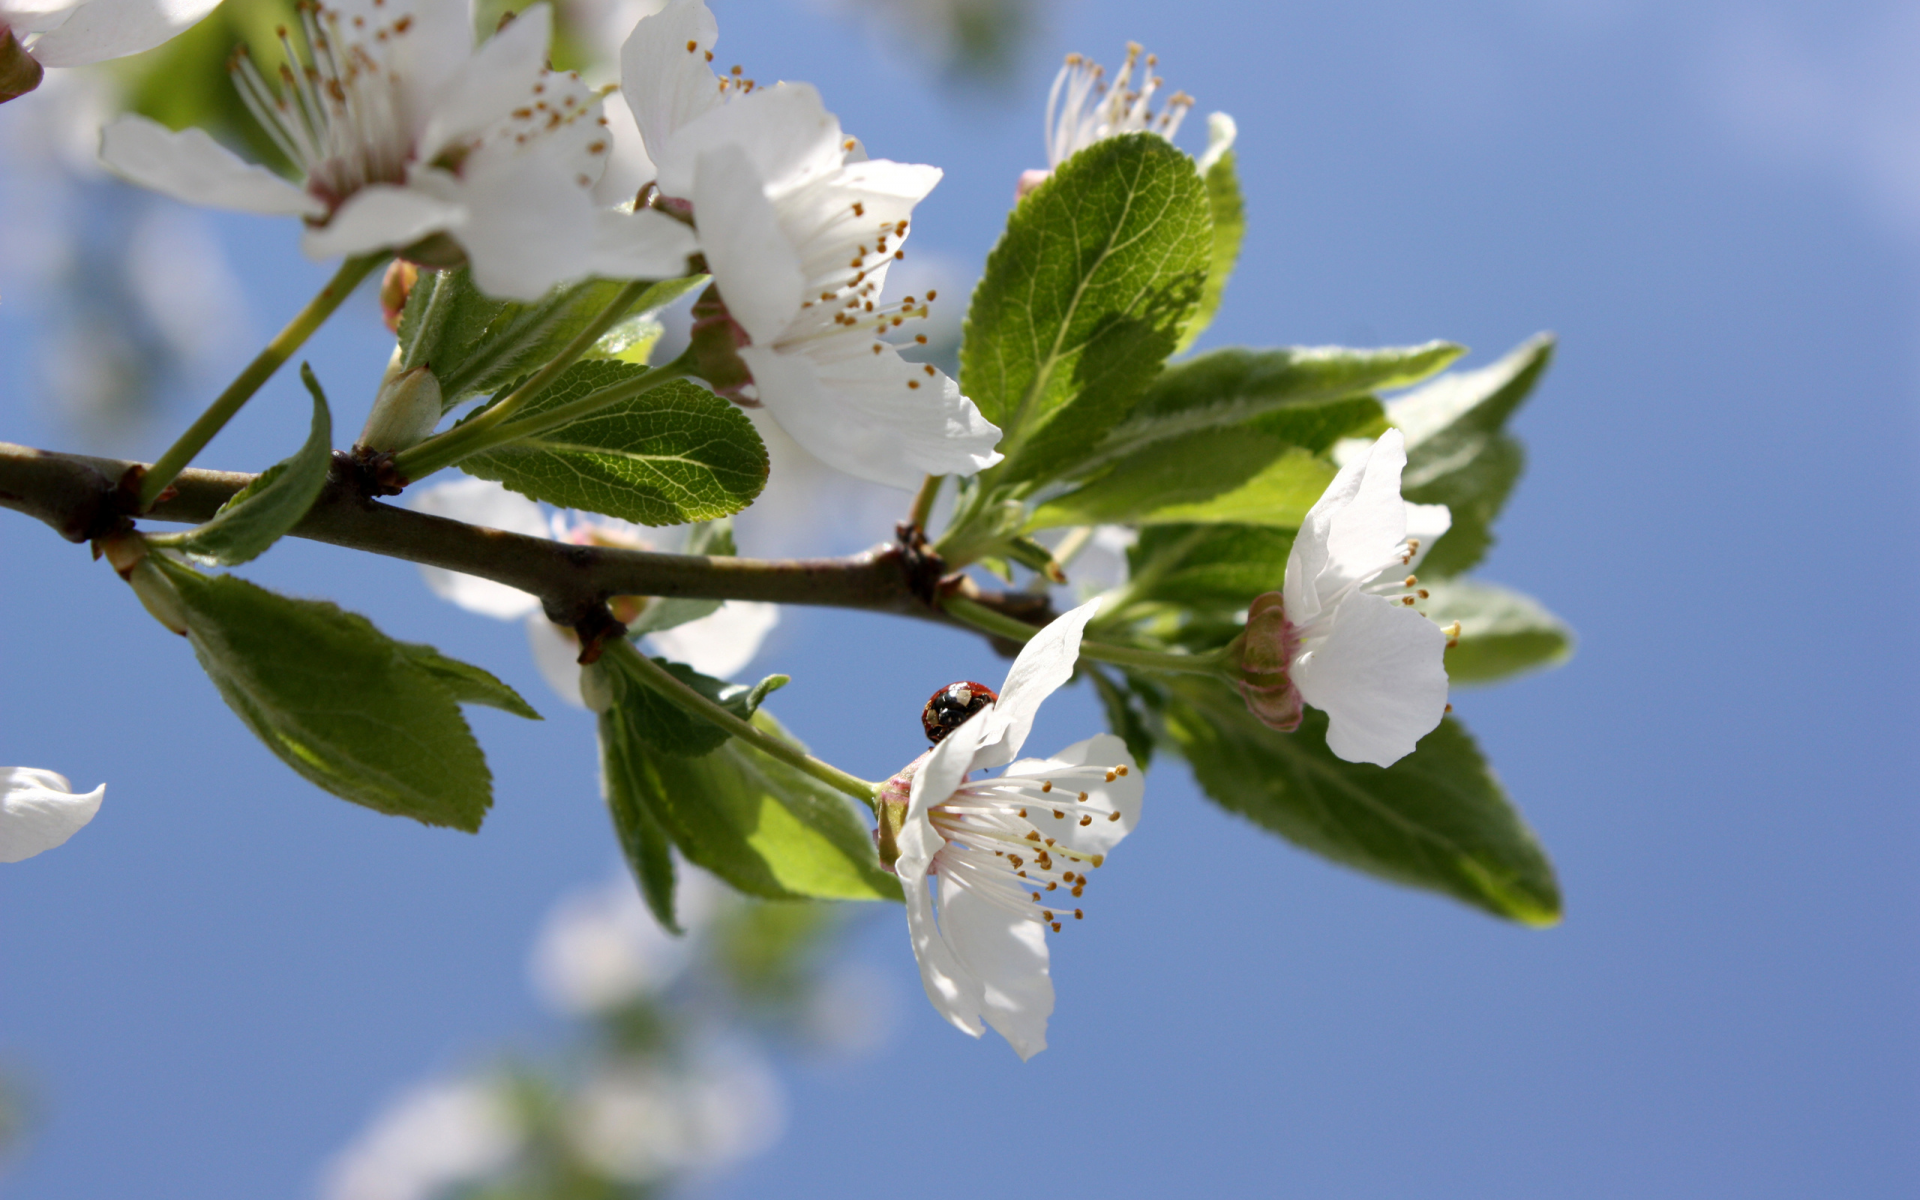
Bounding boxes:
[0,441,1049,635]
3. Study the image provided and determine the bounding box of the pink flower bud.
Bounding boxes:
[685,284,757,403]
[1228,591,1302,732]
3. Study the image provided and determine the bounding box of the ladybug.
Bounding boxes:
[921,680,998,744]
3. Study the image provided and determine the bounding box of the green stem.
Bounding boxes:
[139,253,385,507]
[393,359,691,482]
[607,641,883,809]
[943,594,1226,676]
[907,473,943,531]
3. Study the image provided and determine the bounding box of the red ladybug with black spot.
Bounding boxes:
[921,681,998,744]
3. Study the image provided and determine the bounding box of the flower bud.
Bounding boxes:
[99,535,188,636]
[579,659,618,714]
[685,284,757,403]
[1,26,44,105]
[357,362,443,453]
[1226,591,1302,732]
[1015,168,1051,199]
[378,261,419,333]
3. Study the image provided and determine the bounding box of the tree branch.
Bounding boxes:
[0,441,1051,634]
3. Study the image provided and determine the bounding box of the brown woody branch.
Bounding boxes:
[0,441,1050,636]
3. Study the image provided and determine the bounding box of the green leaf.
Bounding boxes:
[1023,344,1455,528]
[1421,579,1576,686]
[150,365,332,566]
[401,269,705,405]
[599,686,900,903]
[1176,113,1245,354]
[1120,523,1294,613]
[598,703,683,931]
[395,643,543,719]
[1158,683,1560,924]
[1391,333,1555,576]
[961,132,1213,483]
[607,651,786,757]
[627,520,734,635]
[152,559,494,831]
[457,360,767,525]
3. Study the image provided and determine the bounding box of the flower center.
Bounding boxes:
[231,1,416,210]
[928,761,1130,934]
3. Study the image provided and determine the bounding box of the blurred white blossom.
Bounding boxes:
[319,1080,520,1200]
[529,870,721,1014]
[566,1041,783,1182]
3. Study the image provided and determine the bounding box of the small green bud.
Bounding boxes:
[579,658,617,714]
[98,534,188,635]
[0,26,44,106]
[357,362,443,452]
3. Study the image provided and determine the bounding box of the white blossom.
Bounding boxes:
[619,0,1001,489]
[887,597,1144,1059]
[0,766,103,863]
[1236,429,1453,767]
[409,478,777,705]
[1,0,218,72]
[97,0,694,299]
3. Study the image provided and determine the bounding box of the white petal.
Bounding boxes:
[98,116,326,217]
[416,3,551,160]
[23,0,217,65]
[737,343,1000,490]
[1,767,104,863]
[975,595,1106,770]
[906,709,991,835]
[691,143,804,344]
[302,184,463,260]
[901,871,987,1039]
[418,163,597,301]
[1000,733,1142,858]
[618,0,722,178]
[1319,428,1411,590]
[1,0,82,36]
[408,480,549,620]
[937,871,1052,1059]
[1282,444,1367,625]
[1293,592,1449,768]
[646,601,777,679]
[590,90,657,208]
[656,82,842,203]
[589,207,700,282]
[333,0,474,135]
[1195,111,1238,174]
[526,615,588,708]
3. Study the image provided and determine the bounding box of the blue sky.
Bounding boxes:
[2,0,1916,1196]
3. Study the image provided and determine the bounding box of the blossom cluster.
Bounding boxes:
[0,0,1502,1070]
